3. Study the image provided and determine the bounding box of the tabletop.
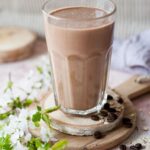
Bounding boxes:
[0,39,149,150]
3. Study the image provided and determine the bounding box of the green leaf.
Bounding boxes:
[32,111,41,122]
[23,99,33,107]
[4,73,13,93]
[8,97,22,109]
[0,111,11,120]
[37,106,42,111]
[43,143,51,150]
[15,97,22,108]
[36,66,43,74]
[44,106,60,113]
[27,138,37,150]
[48,71,51,76]
[4,81,13,93]
[0,135,13,150]
[34,138,42,148]
[0,124,5,130]
[26,116,31,121]
[27,138,51,150]
[42,114,51,127]
[34,122,40,127]
[51,140,68,150]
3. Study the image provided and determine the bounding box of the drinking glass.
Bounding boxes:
[42,0,116,115]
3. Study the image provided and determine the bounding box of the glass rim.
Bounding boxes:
[42,0,116,21]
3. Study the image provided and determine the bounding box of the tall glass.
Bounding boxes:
[42,0,116,115]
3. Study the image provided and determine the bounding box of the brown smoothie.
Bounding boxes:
[44,7,114,110]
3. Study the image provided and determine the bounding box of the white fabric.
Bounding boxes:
[112,30,150,74]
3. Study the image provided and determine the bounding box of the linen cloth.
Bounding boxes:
[112,30,150,74]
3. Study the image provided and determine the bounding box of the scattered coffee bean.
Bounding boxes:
[107,95,113,100]
[119,143,144,150]
[107,113,118,122]
[93,131,103,139]
[122,117,133,128]
[135,126,139,131]
[130,145,138,150]
[122,117,131,124]
[135,143,143,149]
[108,108,117,113]
[119,144,127,150]
[91,114,100,121]
[103,103,110,110]
[118,98,124,104]
[100,110,108,117]
[124,122,133,128]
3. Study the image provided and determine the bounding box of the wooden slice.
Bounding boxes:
[0,27,37,62]
[29,76,150,150]
[43,89,124,136]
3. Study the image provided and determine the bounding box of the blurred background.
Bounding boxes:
[0,0,150,38]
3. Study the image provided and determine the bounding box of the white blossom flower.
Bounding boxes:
[0,56,55,149]
[40,125,54,142]
[24,133,32,143]
[15,141,28,150]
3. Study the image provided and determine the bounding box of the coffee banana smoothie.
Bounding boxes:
[43,4,115,114]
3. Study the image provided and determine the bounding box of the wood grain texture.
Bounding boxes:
[43,89,124,136]
[114,75,150,99]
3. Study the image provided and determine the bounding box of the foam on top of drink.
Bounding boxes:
[50,7,107,20]
[49,7,111,28]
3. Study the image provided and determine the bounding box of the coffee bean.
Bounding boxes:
[122,117,131,124]
[119,144,127,150]
[107,113,118,122]
[122,117,133,128]
[118,98,124,104]
[135,143,143,149]
[130,145,138,150]
[103,103,110,110]
[108,108,117,113]
[107,95,113,100]
[91,115,100,121]
[93,131,103,139]
[124,122,133,128]
[100,110,108,117]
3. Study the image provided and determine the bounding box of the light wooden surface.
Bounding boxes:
[114,75,150,100]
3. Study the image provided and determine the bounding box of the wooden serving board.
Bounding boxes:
[30,76,150,150]
[0,27,37,62]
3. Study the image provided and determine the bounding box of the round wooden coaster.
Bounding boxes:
[43,91,124,136]
[0,27,37,62]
